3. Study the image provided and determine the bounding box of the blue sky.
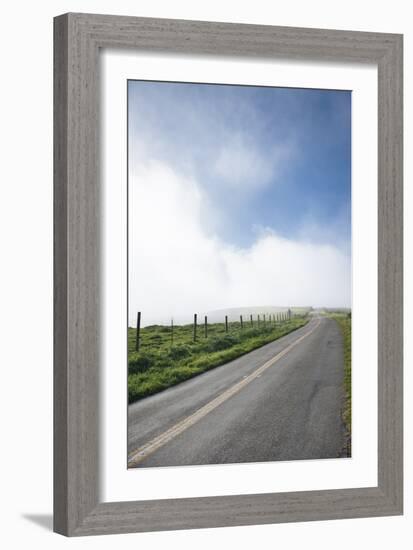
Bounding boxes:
[128,81,351,251]
[128,80,351,324]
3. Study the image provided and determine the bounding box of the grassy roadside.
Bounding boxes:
[128,317,309,403]
[330,313,351,451]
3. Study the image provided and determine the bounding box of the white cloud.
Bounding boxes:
[129,160,351,326]
[213,134,293,191]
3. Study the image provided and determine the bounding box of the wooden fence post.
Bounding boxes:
[250,314,253,327]
[204,315,208,338]
[171,317,174,345]
[193,313,197,341]
[225,315,228,333]
[240,315,243,329]
[135,311,141,351]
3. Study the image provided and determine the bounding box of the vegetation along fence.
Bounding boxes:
[134,309,294,351]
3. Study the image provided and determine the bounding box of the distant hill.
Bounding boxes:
[203,306,312,323]
[135,306,314,328]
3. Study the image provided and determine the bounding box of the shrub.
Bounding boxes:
[128,352,156,374]
[168,344,192,360]
[201,334,240,352]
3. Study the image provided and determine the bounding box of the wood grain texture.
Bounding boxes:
[377,33,403,509]
[53,14,69,536]
[53,13,403,536]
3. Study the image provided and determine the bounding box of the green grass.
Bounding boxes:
[128,316,309,403]
[330,313,351,448]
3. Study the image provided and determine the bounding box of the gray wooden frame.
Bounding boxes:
[54,13,403,536]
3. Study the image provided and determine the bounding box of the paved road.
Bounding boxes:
[128,317,346,468]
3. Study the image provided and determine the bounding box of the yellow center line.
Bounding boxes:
[128,318,321,467]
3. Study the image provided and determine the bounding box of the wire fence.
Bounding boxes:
[134,309,296,352]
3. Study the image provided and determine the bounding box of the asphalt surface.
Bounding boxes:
[128,316,346,468]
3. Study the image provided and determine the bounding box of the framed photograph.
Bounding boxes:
[54,13,403,536]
